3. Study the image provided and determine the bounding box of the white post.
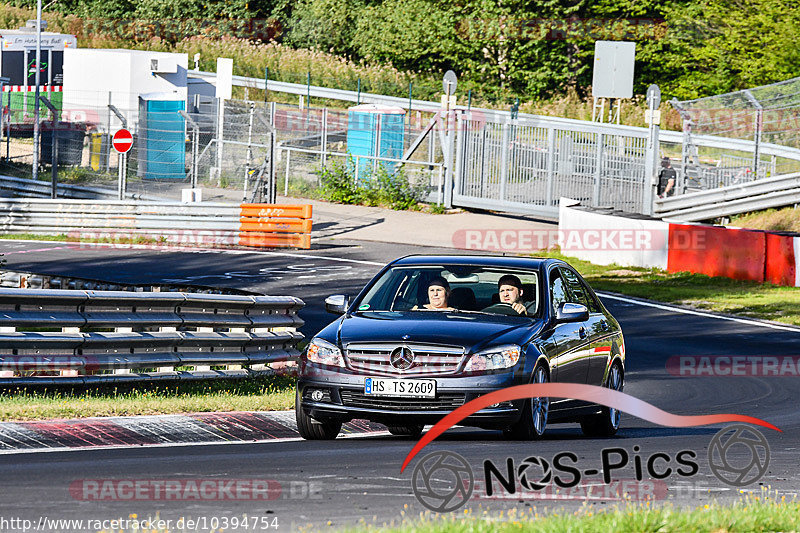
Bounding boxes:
[244,102,254,201]
[216,98,225,186]
[284,149,290,196]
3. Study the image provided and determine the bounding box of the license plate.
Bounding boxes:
[364,377,436,398]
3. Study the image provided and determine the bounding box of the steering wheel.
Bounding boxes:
[481,302,520,316]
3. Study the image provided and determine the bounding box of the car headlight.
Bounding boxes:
[464,345,521,372]
[306,338,345,367]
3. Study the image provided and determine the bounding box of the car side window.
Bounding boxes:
[559,267,596,311]
[577,276,603,314]
[549,269,567,315]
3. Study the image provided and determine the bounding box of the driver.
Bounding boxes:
[413,277,455,311]
[493,274,529,315]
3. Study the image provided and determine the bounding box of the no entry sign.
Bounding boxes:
[112,128,133,154]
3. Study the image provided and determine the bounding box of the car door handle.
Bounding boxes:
[578,326,587,339]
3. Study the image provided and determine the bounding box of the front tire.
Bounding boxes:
[295,388,342,440]
[580,362,623,438]
[386,424,424,438]
[504,364,550,440]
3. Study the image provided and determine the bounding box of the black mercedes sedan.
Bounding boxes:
[296,255,625,440]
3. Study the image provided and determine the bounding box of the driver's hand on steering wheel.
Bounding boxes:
[511,302,527,315]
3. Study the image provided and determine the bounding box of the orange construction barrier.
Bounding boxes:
[667,224,765,282]
[238,204,312,249]
[764,232,798,286]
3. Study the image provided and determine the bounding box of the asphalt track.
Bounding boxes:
[0,238,798,531]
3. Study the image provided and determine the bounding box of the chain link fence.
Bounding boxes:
[671,77,800,191]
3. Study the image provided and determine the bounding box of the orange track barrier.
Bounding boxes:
[764,233,797,286]
[238,204,312,249]
[667,224,765,282]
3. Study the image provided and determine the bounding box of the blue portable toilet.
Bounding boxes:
[137,92,186,180]
[346,104,405,177]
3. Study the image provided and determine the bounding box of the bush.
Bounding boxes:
[317,158,425,210]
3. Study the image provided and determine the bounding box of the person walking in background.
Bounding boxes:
[658,157,677,198]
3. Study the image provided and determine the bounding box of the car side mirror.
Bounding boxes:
[555,302,589,323]
[324,294,350,315]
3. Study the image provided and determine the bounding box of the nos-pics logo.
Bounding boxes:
[410,424,770,513]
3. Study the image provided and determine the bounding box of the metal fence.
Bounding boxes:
[7,74,800,218]
[455,114,649,216]
[671,76,800,192]
[0,287,304,385]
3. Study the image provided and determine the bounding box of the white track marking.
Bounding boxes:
[597,291,800,332]
[0,239,385,266]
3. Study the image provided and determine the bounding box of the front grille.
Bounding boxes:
[345,343,465,376]
[340,390,466,411]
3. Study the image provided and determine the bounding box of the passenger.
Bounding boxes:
[413,276,455,311]
[492,274,529,315]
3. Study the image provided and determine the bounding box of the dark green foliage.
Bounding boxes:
[11,0,800,101]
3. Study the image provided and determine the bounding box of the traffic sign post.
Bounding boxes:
[113,128,133,200]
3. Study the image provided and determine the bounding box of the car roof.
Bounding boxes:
[390,255,556,269]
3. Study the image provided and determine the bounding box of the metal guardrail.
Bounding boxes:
[0,174,163,202]
[0,288,304,384]
[654,171,800,221]
[0,269,254,295]
[0,198,314,248]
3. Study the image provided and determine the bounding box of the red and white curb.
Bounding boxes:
[0,411,389,454]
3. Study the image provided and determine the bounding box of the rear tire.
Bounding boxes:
[386,424,424,438]
[295,388,342,440]
[503,364,549,440]
[580,363,623,438]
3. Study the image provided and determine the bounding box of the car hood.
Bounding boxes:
[337,311,541,353]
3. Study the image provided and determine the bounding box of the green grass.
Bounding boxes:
[348,493,800,533]
[730,206,800,233]
[539,251,800,326]
[0,375,296,421]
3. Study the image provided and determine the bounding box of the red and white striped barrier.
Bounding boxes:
[1,86,63,92]
[560,198,800,287]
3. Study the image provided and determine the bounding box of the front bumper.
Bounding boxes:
[298,362,526,427]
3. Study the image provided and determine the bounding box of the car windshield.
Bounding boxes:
[354,265,540,318]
